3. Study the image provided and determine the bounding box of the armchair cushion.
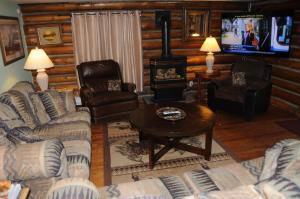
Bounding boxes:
[0,139,68,181]
[232,72,246,86]
[88,91,137,106]
[108,79,121,91]
[215,86,247,103]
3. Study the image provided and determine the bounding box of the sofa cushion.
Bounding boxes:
[0,139,67,181]
[259,139,300,181]
[36,90,67,120]
[47,178,100,199]
[256,176,300,199]
[29,92,51,125]
[10,81,36,112]
[0,103,25,129]
[89,91,137,106]
[184,163,257,195]
[49,110,91,125]
[0,90,38,129]
[59,91,76,112]
[98,176,191,199]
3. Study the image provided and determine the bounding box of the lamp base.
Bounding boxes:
[36,69,49,91]
[205,52,214,74]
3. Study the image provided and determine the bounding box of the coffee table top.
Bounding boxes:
[129,102,215,138]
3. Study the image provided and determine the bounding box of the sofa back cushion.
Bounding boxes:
[0,103,25,129]
[35,90,67,120]
[0,90,38,129]
[29,93,51,125]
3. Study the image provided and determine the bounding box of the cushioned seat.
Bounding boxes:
[208,59,272,121]
[89,91,137,106]
[77,60,138,121]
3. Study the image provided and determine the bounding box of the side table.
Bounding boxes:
[195,70,220,104]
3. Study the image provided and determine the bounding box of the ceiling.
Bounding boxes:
[13,0,260,4]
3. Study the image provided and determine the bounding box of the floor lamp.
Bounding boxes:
[200,36,221,73]
[24,47,54,91]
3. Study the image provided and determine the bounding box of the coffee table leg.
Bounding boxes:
[205,128,213,160]
[148,139,154,169]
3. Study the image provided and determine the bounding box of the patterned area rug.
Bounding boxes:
[108,121,235,184]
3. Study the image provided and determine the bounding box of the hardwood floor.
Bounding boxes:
[90,105,300,187]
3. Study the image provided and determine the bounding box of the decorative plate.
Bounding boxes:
[156,107,186,121]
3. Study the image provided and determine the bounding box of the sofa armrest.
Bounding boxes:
[59,91,76,112]
[46,178,100,199]
[0,139,68,181]
[122,82,136,92]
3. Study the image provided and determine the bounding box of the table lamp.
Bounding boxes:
[24,47,54,91]
[200,36,221,73]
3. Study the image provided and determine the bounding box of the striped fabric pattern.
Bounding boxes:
[184,170,220,194]
[259,139,300,181]
[0,103,25,129]
[256,176,300,199]
[0,140,67,181]
[46,178,100,199]
[158,176,192,199]
[37,90,67,120]
[29,92,51,124]
[59,91,76,113]
[0,90,38,129]
[242,157,264,180]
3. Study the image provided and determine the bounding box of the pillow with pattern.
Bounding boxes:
[107,80,121,91]
[232,72,246,86]
[35,90,67,120]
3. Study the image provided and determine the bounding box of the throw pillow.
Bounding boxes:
[232,72,246,86]
[107,80,121,91]
[36,90,67,120]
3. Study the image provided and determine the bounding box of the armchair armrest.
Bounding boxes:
[122,82,136,92]
[0,139,68,181]
[80,87,93,106]
[46,178,100,199]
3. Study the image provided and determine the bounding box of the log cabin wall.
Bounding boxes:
[252,0,300,115]
[19,1,247,92]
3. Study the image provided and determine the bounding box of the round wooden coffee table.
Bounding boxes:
[129,102,216,169]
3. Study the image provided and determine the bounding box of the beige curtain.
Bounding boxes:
[72,11,143,92]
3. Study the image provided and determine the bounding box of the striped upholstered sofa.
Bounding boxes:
[0,81,98,198]
[97,139,300,199]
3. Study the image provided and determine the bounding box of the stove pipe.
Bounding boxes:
[156,11,171,58]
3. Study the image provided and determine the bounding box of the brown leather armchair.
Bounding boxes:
[77,60,138,122]
[207,59,272,121]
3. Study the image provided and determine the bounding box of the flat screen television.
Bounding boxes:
[221,13,293,56]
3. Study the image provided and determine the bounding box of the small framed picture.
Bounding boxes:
[37,25,63,46]
[0,16,25,66]
[183,8,210,41]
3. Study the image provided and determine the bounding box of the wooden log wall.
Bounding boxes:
[252,0,300,115]
[20,1,247,92]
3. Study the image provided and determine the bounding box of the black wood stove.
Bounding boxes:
[150,11,187,101]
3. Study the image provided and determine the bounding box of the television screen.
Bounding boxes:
[221,13,293,56]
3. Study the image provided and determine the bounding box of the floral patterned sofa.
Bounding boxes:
[0,81,98,198]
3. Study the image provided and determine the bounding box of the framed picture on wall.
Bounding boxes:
[37,25,63,46]
[183,8,210,41]
[0,16,25,66]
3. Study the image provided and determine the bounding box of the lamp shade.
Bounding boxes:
[200,36,221,53]
[24,47,54,70]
